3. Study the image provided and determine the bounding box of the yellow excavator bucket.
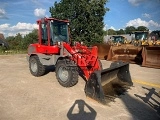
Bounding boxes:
[85,61,133,104]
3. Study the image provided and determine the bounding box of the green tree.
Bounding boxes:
[136,26,149,31]
[5,36,15,49]
[6,33,23,50]
[125,26,136,34]
[107,29,117,35]
[116,29,125,35]
[22,29,38,50]
[14,33,23,50]
[5,30,38,51]
[49,0,109,45]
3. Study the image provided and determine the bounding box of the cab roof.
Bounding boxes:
[36,17,69,24]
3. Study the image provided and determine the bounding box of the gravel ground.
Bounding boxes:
[0,54,160,120]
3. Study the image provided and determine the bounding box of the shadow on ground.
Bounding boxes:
[44,65,55,75]
[121,87,160,120]
[67,99,97,120]
[43,64,160,120]
[134,87,160,117]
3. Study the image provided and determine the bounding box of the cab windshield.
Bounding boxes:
[50,20,69,43]
[113,36,124,43]
[135,32,148,41]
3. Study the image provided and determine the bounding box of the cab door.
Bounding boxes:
[37,19,60,54]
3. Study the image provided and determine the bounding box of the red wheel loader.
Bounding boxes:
[27,18,133,104]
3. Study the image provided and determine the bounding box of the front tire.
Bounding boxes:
[29,55,45,77]
[55,59,78,87]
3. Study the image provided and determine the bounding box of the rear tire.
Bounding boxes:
[29,55,45,77]
[55,59,78,87]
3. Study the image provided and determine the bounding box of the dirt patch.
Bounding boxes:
[0,54,159,120]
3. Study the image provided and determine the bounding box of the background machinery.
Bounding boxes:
[96,31,160,68]
[141,30,160,68]
[109,35,130,46]
[150,30,160,45]
[132,31,150,46]
[93,43,110,60]
[27,18,133,104]
[132,31,160,68]
[0,33,9,49]
[105,35,141,63]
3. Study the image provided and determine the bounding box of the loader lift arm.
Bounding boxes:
[62,42,101,80]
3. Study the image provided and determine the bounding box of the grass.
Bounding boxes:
[0,49,27,55]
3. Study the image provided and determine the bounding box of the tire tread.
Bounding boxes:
[55,59,78,87]
[29,55,45,77]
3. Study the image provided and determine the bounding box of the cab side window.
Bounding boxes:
[41,23,48,45]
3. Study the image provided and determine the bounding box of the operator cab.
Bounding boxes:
[112,36,124,44]
[38,18,70,46]
[135,31,148,41]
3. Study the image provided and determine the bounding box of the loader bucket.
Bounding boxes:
[94,43,111,60]
[85,61,133,104]
[142,46,160,68]
[107,44,142,63]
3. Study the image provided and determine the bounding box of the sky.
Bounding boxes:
[0,0,160,37]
